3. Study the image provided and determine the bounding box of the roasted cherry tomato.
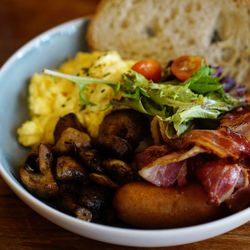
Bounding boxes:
[170,55,203,81]
[132,59,162,82]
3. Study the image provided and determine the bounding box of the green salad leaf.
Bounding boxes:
[44,65,241,138]
[184,64,222,93]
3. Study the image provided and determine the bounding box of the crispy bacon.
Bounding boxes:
[137,107,250,211]
[226,167,250,211]
[196,159,247,205]
[235,167,249,189]
[139,146,205,187]
[176,163,188,186]
[220,106,250,140]
[181,128,250,160]
[135,144,172,170]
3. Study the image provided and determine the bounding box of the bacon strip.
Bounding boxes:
[135,144,172,170]
[139,146,205,187]
[181,128,250,160]
[220,106,250,140]
[226,168,250,211]
[196,159,244,205]
[138,107,250,210]
[235,167,249,189]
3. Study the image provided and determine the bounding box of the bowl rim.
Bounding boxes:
[0,18,85,71]
[0,17,249,247]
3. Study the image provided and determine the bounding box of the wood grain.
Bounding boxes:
[0,1,249,249]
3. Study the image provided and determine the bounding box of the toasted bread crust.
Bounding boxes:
[86,0,112,51]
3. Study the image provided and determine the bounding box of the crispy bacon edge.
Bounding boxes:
[138,146,205,187]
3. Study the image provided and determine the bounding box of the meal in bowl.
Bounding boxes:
[17,51,250,228]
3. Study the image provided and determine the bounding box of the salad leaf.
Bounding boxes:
[171,102,222,136]
[184,64,223,94]
[147,84,201,108]
[112,96,170,118]
[44,65,241,138]
[121,70,150,99]
[122,70,149,92]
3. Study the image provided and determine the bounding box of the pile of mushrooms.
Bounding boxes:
[20,110,148,224]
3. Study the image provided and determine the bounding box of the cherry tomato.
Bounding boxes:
[132,59,162,82]
[170,55,203,81]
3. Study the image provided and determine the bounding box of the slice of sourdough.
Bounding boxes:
[87,0,250,86]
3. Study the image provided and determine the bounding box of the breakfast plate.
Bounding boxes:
[0,18,249,247]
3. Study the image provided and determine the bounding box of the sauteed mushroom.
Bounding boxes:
[19,110,146,222]
[99,110,149,147]
[95,135,132,159]
[79,186,109,221]
[20,144,58,199]
[54,113,84,142]
[89,173,119,189]
[78,149,104,173]
[56,156,88,183]
[59,182,81,195]
[58,191,92,221]
[75,207,93,221]
[102,159,135,184]
[54,127,91,154]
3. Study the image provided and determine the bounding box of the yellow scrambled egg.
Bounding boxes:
[17,51,135,146]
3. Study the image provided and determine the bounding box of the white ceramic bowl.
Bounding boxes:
[0,18,249,247]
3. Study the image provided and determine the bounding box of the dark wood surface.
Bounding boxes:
[0,1,249,249]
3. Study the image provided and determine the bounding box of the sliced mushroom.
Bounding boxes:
[20,144,59,199]
[23,151,39,173]
[99,110,149,147]
[78,149,104,173]
[54,113,84,142]
[95,135,132,159]
[102,159,135,185]
[58,192,92,221]
[75,207,93,221]
[59,182,82,195]
[56,156,88,183]
[78,186,109,222]
[54,127,91,154]
[89,173,119,189]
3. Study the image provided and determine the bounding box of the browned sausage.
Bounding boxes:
[113,182,225,229]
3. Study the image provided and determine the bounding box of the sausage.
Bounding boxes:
[113,182,225,229]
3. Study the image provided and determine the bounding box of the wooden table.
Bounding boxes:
[0,1,249,249]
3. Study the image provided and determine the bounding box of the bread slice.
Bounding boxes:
[87,0,250,86]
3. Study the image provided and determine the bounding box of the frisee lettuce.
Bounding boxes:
[44,65,240,138]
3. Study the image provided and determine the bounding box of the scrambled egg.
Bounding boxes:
[17,51,135,146]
